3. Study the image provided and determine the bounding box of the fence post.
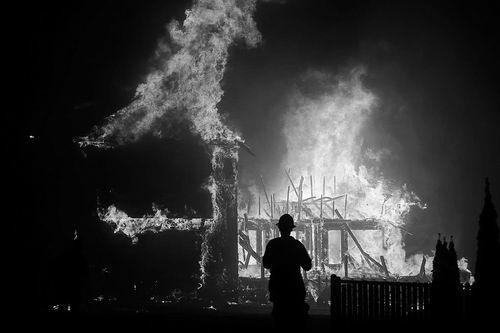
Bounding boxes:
[402,283,408,318]
[418,283,424,320]
[362,282,368,320]
[390,282,396,319]
[368,281,375,320]
[331,274,341,320]
[347,281,353,320]
[373,282,380,319]
[383,282,390,319]
[330,279,437,321]
[424,283,431,319]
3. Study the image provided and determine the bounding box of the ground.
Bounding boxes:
[34,302,477,332]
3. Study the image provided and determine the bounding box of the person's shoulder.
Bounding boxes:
[267,238,279,246]
[294,238,306,248]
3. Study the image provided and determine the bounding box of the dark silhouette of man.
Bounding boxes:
[263,214,312,323]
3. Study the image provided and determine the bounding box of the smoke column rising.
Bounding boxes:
[80,0,261,147]
[275,67,431,275]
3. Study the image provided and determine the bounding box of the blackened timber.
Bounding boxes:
[321,223,329,268]
[314,224,321,267]
[241,218,381,230]
[286,186,290,213]
[285,168,300,198]
[380,255,390,277]
[256,228,262,258]
[260,175,272,214]
[240,216,384,275]
[418,256,426,277]
[304,224,312,255]
[238,231,261,264]
[284,170,317,215]
[323,219,380,230]
[341,230,349,277]
[343,222,386,272]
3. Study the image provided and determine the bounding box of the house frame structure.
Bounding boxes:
[238,172,392,278]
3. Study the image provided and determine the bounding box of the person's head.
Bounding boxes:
[276,214,296,236]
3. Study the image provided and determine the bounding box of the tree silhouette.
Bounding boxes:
[432,234,462,318]
[432,234,447,318]
[474,178,500,318]
[447,236,461,315]
[432,234,444,286]
[448,237,460,290]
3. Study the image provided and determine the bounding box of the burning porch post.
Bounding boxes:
[200,144,239,302]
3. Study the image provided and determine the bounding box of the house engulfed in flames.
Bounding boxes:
[77,0,472,304]
[95,152,433,304]
[238,173,402,281]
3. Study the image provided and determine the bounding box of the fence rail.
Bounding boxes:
[330,275,472,320]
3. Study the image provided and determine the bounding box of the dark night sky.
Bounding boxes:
[16,0,500,273]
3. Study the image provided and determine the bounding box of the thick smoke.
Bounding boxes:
[274,67,430,275]
[277,67,424,222]
[80,0,261,148]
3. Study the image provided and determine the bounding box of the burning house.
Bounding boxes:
[238,173,425,282]
[84,138,243,302]
[77,0,261,302]
[75,0,474,306]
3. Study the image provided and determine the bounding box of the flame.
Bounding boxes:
[99,204,208,243]
[78,0,261,239]
[80,0,260,293]
[79,0,467,284]
[79,0,260,147]
[266,67,429,276]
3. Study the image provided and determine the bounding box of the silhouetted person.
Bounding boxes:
[263,214,312,326]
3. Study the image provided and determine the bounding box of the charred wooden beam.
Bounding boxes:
[242,218,381,230]
[260,175,272,216]
[284,170,315,215]
[238,231,261,264]
[256,229,263,259]
[418,256,426,277]
[298,176,304,221]
[286,186,290,213]
[321,224,329,270]
[343,223,386,273]
[380,256,390,277]
[285,168,300,199]
[341,230,349,277]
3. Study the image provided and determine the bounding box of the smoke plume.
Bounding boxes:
[80,0,261,148]
[275,67,429,275]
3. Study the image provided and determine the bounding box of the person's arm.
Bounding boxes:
[262,241,273,269]
[299,242,312,271]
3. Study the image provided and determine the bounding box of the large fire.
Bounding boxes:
[78,0,472,296]
[240,68,433,279]
[79,0,260,294]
